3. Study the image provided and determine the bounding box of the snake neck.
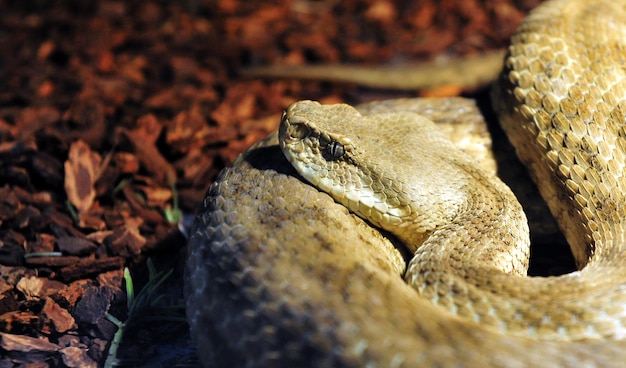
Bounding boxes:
[414,173,530,275]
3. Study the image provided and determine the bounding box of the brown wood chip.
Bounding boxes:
[41,297,76,334]
[0,331,60,352]
[57,236,97,256]
[64,140,102,214]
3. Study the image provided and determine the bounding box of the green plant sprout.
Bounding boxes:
[112,178,130,195]
[103,259,182,368]
[65,200,79,222]
[24,251,63,259]
[164,173,182,225]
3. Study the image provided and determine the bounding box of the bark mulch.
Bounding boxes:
[0,0,540,366]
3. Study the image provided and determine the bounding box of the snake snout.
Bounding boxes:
[279,105,313,146]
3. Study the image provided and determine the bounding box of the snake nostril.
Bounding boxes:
[288,123,310,140]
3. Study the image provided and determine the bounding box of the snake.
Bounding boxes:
[185,0,626,366]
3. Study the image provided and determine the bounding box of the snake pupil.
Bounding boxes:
[326,141,345,160]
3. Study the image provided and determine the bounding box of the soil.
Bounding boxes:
[0,0,542,366]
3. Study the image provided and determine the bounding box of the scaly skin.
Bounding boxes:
[186,0,626,366]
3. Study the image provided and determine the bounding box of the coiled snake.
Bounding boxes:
[186,0,626,366]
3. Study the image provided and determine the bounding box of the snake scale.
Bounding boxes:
[185,0,626,366]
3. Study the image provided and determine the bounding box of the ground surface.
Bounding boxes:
[0,0,543,366]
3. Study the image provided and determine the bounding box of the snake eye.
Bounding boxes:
[326,141,345,160]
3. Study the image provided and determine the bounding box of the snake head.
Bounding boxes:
[278,100,378,208]
[279,100,446,251]
[279,100,361,190]
[279,100,357,163]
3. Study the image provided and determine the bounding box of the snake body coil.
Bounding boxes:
[186,0,626,366]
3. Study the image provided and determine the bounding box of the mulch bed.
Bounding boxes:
[0,0,541,366]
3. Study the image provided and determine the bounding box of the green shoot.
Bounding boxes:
[65,200,79,221]
[24,251,63,259]
[164,172,182,225]
[103,260,178,367]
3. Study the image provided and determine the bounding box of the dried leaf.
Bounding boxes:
[64,140,102,214]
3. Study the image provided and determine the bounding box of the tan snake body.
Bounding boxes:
[186,0,626,366]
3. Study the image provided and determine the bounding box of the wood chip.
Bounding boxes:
[15,276,66,300]
[25,255,82,267]
[0,311,39,333]
[120,121,176,185]
[57,236,97,256]
[72,286,112,325]
[0,331,60,352]
[64,140,102,214]
[58,257,124,283]
[105,224,147,257]
[41,297,75,334]
[61,346,97,368]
